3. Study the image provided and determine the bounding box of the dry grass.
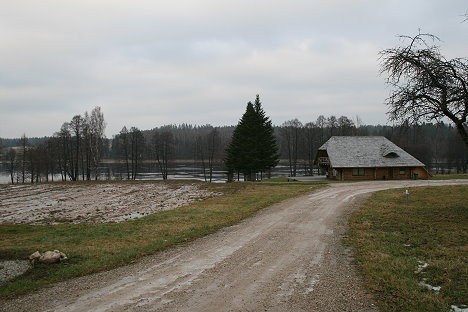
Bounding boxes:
[347,185,468,312]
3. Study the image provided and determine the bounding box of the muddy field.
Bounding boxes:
[0,182,220,224]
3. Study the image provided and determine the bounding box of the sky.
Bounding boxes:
[0,1,467,138]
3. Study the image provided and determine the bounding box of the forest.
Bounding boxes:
[1,105,467,184]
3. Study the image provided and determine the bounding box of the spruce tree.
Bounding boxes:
[225,95,279,181]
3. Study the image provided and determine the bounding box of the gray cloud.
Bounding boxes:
[1,0,467,138]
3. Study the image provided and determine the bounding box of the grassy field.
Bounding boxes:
[0,181,322,298]
[347,185,468,312]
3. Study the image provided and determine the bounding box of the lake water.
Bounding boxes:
[0,162,298,184]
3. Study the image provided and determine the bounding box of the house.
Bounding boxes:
[315,136,429,180]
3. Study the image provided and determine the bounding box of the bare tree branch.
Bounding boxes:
[380,33,468,146]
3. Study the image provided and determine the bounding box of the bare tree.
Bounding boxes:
[44,139,58,182]
[304,122,319,175]
[129,127,145,180]
[337,116,355,135]
[20,134,28,183]
[380,33,468,146]
[152,131,174,180]
[89,106,106,179]
[194,134,208,181]
[82,112,92,180]
[280,119,303,177]
[5,148,17,184]
[56,123,72,181]
[327,116,338,137]
[316,115,326,144]
[118,126,131,180]
[206,128,220,182]
[69,115,84,181]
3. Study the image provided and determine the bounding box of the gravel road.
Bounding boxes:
[2,180,466,312]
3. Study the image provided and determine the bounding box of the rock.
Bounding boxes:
[28,250,68,264]
[28,251,41,262]
[39,251,61,263]
[40,250,68,263]
[57,250,68,261]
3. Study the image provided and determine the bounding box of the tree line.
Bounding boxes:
[1,111,466,184]
[1,106,106,183]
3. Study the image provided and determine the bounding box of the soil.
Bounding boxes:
[1,179,467,311]
[0,182,220,224]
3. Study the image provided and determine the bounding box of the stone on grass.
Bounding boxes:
[28,250,68,264]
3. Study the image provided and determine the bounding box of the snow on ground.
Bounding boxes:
[0,182,220,224]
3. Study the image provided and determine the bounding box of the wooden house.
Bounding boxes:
[315,136,429,180]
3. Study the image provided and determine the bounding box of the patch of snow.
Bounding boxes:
[451,305,468,312]
[415,261,429,274]
[304,274,320,294]
[114,212,148,222]
[419,278,441,293]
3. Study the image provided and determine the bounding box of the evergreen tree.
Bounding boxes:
[253,95,279,177]
[225,95,279,181]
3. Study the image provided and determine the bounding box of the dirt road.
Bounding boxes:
[3,180,467,312]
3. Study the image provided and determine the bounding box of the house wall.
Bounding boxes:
[340,168,371,181]
[412,167,430,179]
[331,167,429,181]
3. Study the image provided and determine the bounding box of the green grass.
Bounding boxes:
[430,173,468,180]
[261,176,293,182]
[347,185,468,312]
[0,181,322,298]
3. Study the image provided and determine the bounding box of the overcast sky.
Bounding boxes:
[1,1,466,138]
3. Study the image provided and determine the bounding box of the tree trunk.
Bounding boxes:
[455,122,468,147]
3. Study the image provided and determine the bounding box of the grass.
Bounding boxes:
[430,173,468,180]
[347,185,468,312]
[0,180,322,298]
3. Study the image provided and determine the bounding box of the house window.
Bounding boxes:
[399,168,406,175]
[352,168,365,176]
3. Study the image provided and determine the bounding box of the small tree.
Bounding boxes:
[380,33,468,146]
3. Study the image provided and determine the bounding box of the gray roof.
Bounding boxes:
[318,136,425,168]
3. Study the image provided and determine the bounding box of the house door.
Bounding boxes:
[388,168,394,179]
